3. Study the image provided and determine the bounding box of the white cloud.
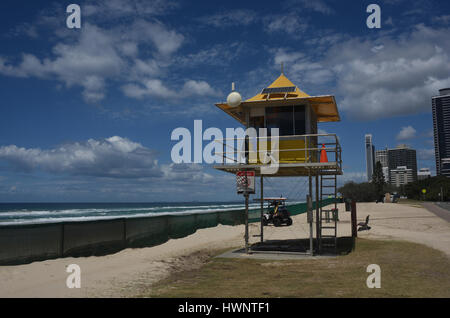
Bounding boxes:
[327,25,450,119]
[128,20,184,56]
[131,59,161,77]
[181,80,221,97]
[304,32,345,49]
[285,0,334,15]
[82,76,106,102]
[385,17,394,26]
[122,79,220,100]
[272,48,334,85]
[83,0,179,20]
[264,14,308,36]
[371,45,385,53]
[269,25,450,120]
[119,42,139,57]
[0,135,224,182]
[198,9,257,28]
[0,136,163,178]
[161,163,214,183]
[200,9,308,36]
[176,42,248,67]
[273,49,305,65]
[7,22,39,38]
[0,18,185,102]
[0,24,123,102]
[396,126,417,141]
[122,79,176,99]
[433,15,450,25]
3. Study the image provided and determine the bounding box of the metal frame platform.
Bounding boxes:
[213,133,342,177]
[214,162,342,177]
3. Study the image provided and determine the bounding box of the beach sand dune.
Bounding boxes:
[0,202,448,297]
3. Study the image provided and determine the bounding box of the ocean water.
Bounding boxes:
[0,202,262,226]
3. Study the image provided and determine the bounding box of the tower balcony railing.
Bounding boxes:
[214,133,342,172]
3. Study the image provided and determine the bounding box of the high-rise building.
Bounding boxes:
[375,148,388,167]
[418,168,431,180]
[375,147,389,181]
[432,88,450,177]
[390,166,414,186]
[365,134,375,181]
[388,144,417,182]
[382,167,389,183]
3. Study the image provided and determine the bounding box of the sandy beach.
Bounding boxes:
[0,202,449,298]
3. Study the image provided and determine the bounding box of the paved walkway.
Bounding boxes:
[353,202,450,256]
[422,202,450,222]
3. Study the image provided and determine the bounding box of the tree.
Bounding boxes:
[404,176,450,201]
[372,161,386,200]
[338,182,378,202]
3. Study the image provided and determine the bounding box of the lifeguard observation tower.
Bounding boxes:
[213,70,343,255]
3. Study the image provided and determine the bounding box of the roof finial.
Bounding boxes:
[281,62,284,74]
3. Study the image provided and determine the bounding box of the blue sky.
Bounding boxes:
[0,0,449,202]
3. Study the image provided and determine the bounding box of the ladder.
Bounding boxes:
[319,173,338,253]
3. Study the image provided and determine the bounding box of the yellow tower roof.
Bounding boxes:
[246,73,310,102]
[216,73,340,124]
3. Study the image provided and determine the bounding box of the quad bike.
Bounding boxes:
[262,198,293,227]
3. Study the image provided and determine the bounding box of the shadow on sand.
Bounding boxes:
[249,236,355,256]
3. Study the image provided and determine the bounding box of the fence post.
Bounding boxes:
[60,223,65,257]
[244,192,249,254]
[351,200,357,238]
[223,139,225,164]
[123,218,127,247]
[260,175,264,243]
[315,174,320,250]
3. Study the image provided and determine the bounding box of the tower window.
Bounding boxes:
[265,105,307,136]
[294,106,306,135]
[266,106,293,136]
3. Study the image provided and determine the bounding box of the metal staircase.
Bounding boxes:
[319,174,338,253]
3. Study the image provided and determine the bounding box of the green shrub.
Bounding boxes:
[338,182,378,202]
[404,176,450,201]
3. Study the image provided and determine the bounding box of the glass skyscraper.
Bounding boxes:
[365,134,375,181]
[375,148,389,181]
[387,145,418,182]
[432,88,450,177]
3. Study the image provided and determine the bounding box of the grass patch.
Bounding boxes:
[145,239,450,298]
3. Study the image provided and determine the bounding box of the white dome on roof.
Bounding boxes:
[227,91,242,107]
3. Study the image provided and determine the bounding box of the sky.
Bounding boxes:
[0,0,449,202]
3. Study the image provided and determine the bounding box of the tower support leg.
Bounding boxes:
[309,171,313,256]
[260,175,264,243]
[315,173,320,253]
[245,193,249,254]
